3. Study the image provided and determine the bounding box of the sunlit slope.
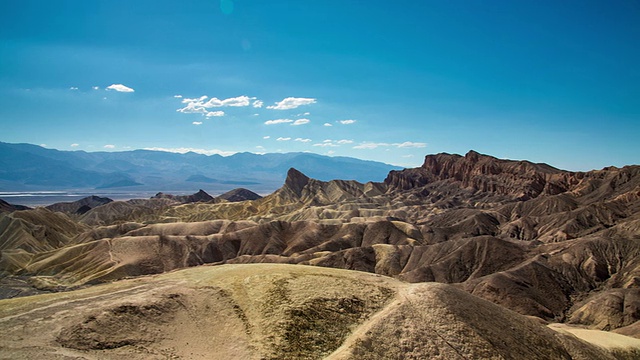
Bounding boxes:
[0,264,629,359]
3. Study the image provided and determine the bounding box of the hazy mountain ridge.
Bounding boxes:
[0,142,400,192]
[1,150,640,353]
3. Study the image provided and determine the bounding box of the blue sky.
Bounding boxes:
[1,0,638,170]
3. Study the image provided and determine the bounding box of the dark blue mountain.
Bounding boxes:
[0,142,402,192]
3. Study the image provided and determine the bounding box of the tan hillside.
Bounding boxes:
[0,264,632,359]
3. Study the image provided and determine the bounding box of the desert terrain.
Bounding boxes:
[1,150,640,358]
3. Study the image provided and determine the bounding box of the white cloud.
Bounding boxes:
[69,87,78,90]
[313,139,352,147]
[396,141,427,148]
[352,141,426,150]
[313,142,338,147]
[106,84,135,92]
[92,86,100,90]
[143,147,236,156]
[174,94,183,98]
[203,95,251,107]
[295,138,312,143]
[253,100,264,108]
[192,121,203,125]
[338,119,357,125]
[323,123,333,127]
[177,100,208,115]
[265,119,294,125]
[327,150,335,155]
[276,137,291,141]
[256,145,266,150]
[104,144,116,149]
[70,143,79,147]
[182,95,208,103]
[40,144,47,147]
[206,111,225,117]
[292,118,310,126]
[177,95,252,115]
[267,97,316,110]
[353,142,389,149]
[263,136,271,139]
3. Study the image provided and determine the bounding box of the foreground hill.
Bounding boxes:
[1,264,636,359]
[1,150,639,344]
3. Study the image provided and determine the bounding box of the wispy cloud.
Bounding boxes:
[353,141,427,149]
[396,141,427,148]
[263,135,271,139]
[205,111,225,117]
[276,137,291,141]
[267,97,316,110]
[353,143,389,149]
[295,138,312,143]
[204,95,251,107]
[265,119,294,125]
[313,142,338,147]
[253,100,264,108]
[174,95,183,98]
[70,143,79,147]
[292,119,310,126]
[177,95,253,115]
[192,121,203,125]
[69,87,78,90]
[92,86,100,90]
[143,147,236,156]
[338,119,357,125]
[104,144,116,149]
[313,139,352,147]
[106,84,135,93]
[323,123,333,127]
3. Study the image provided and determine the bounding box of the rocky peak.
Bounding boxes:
[151,189,213,204]
[284,168,310,197]
[386,150,574,200]
[191,189,214,202]
[217,188,262,202]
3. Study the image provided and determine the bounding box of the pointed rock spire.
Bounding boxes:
[285,168,310,197]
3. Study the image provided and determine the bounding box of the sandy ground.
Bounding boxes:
[549,323,640,350]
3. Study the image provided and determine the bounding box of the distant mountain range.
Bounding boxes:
[0,142,401,193]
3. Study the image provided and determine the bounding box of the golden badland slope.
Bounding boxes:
[1,264,635,359]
